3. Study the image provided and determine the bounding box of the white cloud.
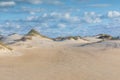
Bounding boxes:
[46,0,63,5]
[30,11,36,15]
[19,0,63,5]
[0,1,16,7]
[43,13,48,17]
[83,12,102,23]
[22,7,44,13]
[108,11,120,18]
[89,4,110,7]
[58,23,66,28]
[50,12,78,21]
[64,13,71,19]
[50,12,61,17]
[27,16,37,21]
[23,12,80,27]
[50,12,80,22]
[41,23,49,27]
[26,0,43,4]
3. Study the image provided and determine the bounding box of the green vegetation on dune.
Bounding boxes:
[26,29,51,39]
[112,36,120,40]
[53,36,82,41]
[0,42,12,50]
[27,29,41,36]
[97,34,113,40]
[97,34,120,40]
[65,36,81,40]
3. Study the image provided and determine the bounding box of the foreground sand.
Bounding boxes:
[0,40,120,80]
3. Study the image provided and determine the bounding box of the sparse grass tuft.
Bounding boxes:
[26,29,51,39]
[97,34,113,40]
[112,36,120,40]
[53,36,82,41]
[0,42,13,50]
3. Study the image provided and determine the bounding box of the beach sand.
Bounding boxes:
[0,39,120,80]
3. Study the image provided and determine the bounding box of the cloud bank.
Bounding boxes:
[0,0,120,37]
[0,1,16,7]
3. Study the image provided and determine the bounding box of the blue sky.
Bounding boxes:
[0,0,120,37]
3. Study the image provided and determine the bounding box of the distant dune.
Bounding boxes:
[1,33,23,44]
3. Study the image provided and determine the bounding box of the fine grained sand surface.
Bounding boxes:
[0,40,120,80]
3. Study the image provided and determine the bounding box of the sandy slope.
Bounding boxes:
[0,43,19,56]
[0,39,120,80]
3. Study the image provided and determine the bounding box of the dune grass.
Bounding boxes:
[0,42,13,50]
[26,29,51,39]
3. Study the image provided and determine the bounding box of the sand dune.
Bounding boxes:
[83,37,103,42]
[80,40,120,48]
[0,41,120,80]
[0,33,120,80]
[0,42,20,56]
[1,33,23,44]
